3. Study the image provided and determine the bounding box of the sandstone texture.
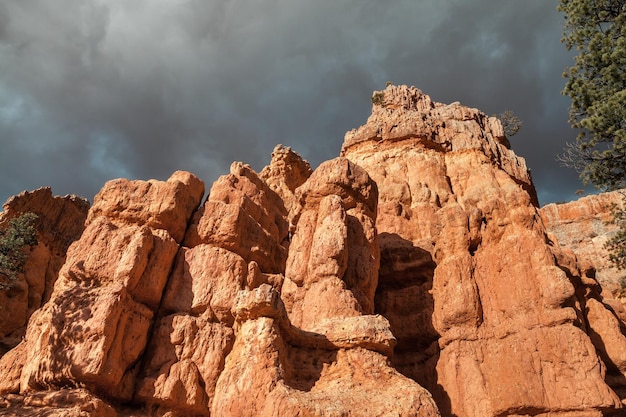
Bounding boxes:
[259,144,313,212]
[0,187,90,352]
[541,190,626,296]
[1,84,625,417]
[342,85,626,416]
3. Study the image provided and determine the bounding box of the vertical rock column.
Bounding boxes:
[281,157,379,333]
[18,171,204,401]
[212,156,441,417]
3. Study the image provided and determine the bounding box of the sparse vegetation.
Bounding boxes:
[605,199,626,269]
[371,91,385,106]
[497,110,523,137]
[557,0,626,270]
[557,0,626,191]
[617,275,626,296]
[0,212,38,289]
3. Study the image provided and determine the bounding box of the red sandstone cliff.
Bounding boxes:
[0,188,90,354]
[0,85,625,417]
[541,191,625,297]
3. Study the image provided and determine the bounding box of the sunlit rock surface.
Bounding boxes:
[0,85,624,416]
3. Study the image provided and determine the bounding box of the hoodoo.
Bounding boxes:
[1,85,625,416]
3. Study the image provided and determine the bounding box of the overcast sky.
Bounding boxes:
[0,0,588,206]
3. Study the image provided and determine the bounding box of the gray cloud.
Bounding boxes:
[0,0,587,205]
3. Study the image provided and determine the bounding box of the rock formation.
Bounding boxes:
[0,188,90,353]
[541,190,625,296]
[1,85,626,416]
[341,85,626,416]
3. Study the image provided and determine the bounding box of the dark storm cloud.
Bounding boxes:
[0,0,585,206]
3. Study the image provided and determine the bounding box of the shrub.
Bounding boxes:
[0,212,38,289]
[605,201,626,270]
[371,92,385,106]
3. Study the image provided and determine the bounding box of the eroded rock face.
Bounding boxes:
[14,172,204,401]
[201,159,439,417]
[0,388,117,417]
[541,190,625,296]
[133,163,292,415]
[1,85,626,417]
[87,170,204,244]
[282,157,379,331]
[212,284,439,417]
[259,144,313,212]
[133,160,436,417]
[341,85,625,416]
[0,188,90,351]
[184,162,289,273]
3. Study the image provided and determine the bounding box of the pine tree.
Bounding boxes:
[557,0,626,190]
[558,0,626,270]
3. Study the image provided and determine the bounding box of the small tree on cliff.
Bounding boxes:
[557,0,626,268]
[497,110,523,137]
[0,212,38,289]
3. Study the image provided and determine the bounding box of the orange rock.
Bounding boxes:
[184,162,288,273]
[342,84,623,416]
[161,244,247,323]
[18,173,201,401]
[541,191,626,402]
[135,162,291,415]
[87,170,204,243]
[135,243,244,414]
[282,158,379,332]
[435,326,619,416]
[259,144,313,212]
[0,388,116,416]
[136,314,235,415]
[211,285,439,417]
[541,190,625,295]
[0,341,27,394]
[0,187,89,350]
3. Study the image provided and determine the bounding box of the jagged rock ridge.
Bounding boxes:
[0,85,625,417]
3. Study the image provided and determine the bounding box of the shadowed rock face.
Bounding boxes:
[0,85,625,417]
